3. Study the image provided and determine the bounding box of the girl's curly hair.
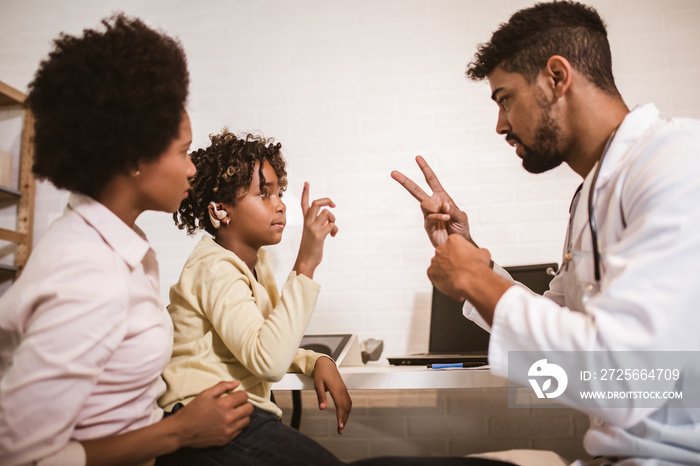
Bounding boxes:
[26,13,189,197]
[175,130,287,236]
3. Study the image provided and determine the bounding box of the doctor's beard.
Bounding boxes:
[517,95,567,174]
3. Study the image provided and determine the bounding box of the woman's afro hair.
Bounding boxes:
[26,13,189,197]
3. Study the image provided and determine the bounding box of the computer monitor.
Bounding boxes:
[428,287,489,354]
[427,263,558,354]
[504,263,558,296]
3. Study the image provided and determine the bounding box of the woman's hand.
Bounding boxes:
[293,182,338,279]
[312,356,352,435]
[81,381,254,466]
[173,380,254,448]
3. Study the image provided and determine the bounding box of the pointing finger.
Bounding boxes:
[301,182,310,216]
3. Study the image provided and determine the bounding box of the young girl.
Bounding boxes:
[159,130,350,465]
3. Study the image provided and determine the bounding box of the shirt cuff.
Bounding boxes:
[462,301,491,332]
[461,262,514,332]
[486,284,528,379]
[491,262,512,280]
[288,270,321,292]
[291,349,328,376]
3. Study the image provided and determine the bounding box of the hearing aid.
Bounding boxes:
[209,202,227,228]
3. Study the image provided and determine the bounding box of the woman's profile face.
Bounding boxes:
[135,112,196,213]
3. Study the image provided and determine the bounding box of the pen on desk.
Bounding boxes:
[428,362,487,369]
[428,363,467,369]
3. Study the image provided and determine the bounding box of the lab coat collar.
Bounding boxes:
[591,103,660,191]
[568,103,660,249]
[67,192,152,270]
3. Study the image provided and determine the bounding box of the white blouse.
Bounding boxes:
[0,193,173,466]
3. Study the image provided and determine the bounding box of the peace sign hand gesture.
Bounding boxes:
[391,156,472,248]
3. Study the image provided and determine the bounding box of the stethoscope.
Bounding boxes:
[588,127,620,286]
[552,127,619,291]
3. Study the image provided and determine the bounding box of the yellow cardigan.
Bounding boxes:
[159,236,325,418]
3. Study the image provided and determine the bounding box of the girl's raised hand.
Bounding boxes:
[293,182,338,279]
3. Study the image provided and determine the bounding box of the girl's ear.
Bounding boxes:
[208,202,229,228]
[210,202,227,219]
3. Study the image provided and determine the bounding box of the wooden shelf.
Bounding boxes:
[0,185,22,201]
[0,81,25,107]
[0,263,19,283]
[0,228,26,243]
[0,79,34,280]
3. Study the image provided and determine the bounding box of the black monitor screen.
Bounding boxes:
[428,287,490,353]
[427,263,557,354]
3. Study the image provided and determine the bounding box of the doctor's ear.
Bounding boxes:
[543,55,573,99]
[208,202,229,228]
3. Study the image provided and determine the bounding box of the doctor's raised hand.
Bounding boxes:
[391,156,471,248]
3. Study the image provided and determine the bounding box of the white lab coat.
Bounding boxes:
[465,104,700,465]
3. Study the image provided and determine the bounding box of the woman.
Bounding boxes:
[0,14,252,466]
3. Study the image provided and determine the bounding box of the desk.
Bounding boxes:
[272,360,508,391]
[273,360,507,429]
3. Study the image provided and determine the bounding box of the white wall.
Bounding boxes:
[2,0,700,461]
[5,0,699,356]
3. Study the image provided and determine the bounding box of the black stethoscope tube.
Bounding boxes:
[587,128,618,286]
[588,157,604,284]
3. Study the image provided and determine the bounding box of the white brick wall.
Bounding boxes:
[2,0,700,461]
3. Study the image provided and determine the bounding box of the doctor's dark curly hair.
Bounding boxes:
[466,1,620,96]
[175,130,287,237]
[26,13,189,198]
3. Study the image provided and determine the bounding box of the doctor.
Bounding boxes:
[389,1,700,465]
